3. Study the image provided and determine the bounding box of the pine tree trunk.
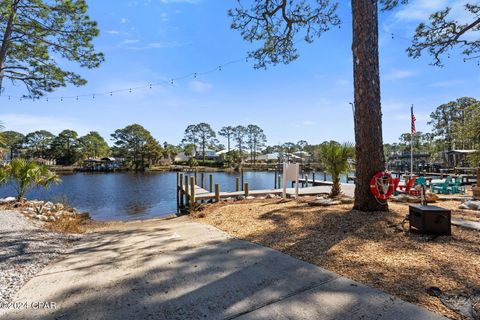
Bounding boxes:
[351,0,388,211]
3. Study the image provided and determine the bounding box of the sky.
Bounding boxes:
[1,0,479,146]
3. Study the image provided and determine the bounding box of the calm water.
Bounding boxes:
[0,171,349,221]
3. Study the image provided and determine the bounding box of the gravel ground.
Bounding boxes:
[0,210,82,305]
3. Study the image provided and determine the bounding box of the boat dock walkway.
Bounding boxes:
[176,172,355,211]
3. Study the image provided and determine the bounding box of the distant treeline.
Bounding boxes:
[0,122,351,170]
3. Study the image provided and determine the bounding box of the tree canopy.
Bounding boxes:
[111,124,155,171]
[0,0,104,97]
[78,131,110,159]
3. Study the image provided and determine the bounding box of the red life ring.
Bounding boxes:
[370,172,395,200]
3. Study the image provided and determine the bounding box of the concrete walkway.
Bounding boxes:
[3,217,444,320]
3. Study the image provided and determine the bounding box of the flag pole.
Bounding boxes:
[410,104,414,177]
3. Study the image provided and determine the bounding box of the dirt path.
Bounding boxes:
[2,217,443,320]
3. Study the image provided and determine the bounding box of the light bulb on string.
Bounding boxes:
[110,92,113,96]
[129,88,132,93]
[194,73,197,79]
[170,79,174,85]
[149,84,152,89]
[218,66,222,71]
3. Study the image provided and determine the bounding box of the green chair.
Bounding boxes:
[415,176,427,186]
[451,176,465,194]
[432,176,453,194]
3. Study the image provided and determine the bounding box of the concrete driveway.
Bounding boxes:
[2,217,444,320]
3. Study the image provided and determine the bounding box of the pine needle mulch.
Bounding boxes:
[192,199,480,320]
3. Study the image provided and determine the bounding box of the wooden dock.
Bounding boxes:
[175,172,354,212]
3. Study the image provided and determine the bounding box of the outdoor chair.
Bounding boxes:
[409,176,427,196]
[398,176,416,194]
[451,176,465,194]
[431,176,453,194]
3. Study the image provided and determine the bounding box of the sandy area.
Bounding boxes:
[193,198,480,319]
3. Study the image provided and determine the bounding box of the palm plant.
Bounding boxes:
[0,158,61,201]
[317,142,355,197]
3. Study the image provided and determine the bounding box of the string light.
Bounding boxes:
[1,56,248,102]
[3,28,474,102]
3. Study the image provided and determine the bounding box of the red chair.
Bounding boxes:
[398,177,416,193]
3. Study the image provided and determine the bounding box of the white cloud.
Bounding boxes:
[429,80,463,88]
[188,80,212,93]
[0,114,92,135]
[120,18,128,24]
[384,69,416,81]
[121,39,140,44]
[395,0,475,25]
[106,30,120,35]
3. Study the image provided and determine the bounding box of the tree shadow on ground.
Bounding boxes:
[2,217,440,320]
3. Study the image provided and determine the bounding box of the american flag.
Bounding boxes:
[411,105,416,135]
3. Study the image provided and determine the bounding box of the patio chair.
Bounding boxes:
[398,176,416,194]
[451,176,465,194]
[431,176,453,194]
[409,176,427,196]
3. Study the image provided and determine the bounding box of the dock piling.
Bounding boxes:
[190,176,195,209]
[184,175,190,205]
[179,173,184,209]
[209,174,213,192]
[278,176,281,189]
[244,182,249,197]
[236,177,240,192]
[215,184,220,202]
[200,173,204,189]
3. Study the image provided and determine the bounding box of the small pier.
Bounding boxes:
[175,172,354,212]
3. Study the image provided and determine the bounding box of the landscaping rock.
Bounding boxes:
[266,194,276,199]
[0,197,16,204]
[340,197,354,204]
[308,199,341,207]
[246,196,255,200]
[459,200,480,210]
[236,196,246,201]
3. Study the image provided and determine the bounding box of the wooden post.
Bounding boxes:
[179,173,184,209]
[190,176,195,209]
[236,177,240,192]
[304,174,308,188]
[244,182,249,197]
[215,184,220,202]
[274,168,277,189]
[176,172,179,212]
[184,175,189,205]
[312,172,315,184]
[278,175,281,189]
[194,173,197,186]
[200,173,204,189]
[241,168,244,190]
[209,174,213,192]
[324,172,327,181]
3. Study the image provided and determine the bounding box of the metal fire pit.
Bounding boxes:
[408,205,451,235]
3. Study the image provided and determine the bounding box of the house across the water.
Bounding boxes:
[81,157,123,172]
